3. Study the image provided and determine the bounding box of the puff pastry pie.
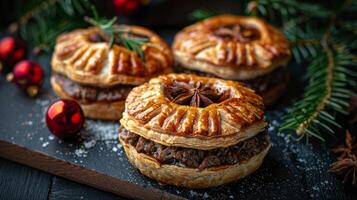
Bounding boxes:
[119,74,271,188]
[51,26,173,120]
[173,15,291,104]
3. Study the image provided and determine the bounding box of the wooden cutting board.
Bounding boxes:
[0,31,356,200]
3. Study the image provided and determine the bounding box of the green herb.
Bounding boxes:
[84,7,148,58]
[189,8,218,20]
[10,0,91,52]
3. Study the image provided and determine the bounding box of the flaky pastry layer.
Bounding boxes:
[121,113,266,150]
[52,26,173,87]
[51,77,125,120]
[120,74,267,149]
[173,15,291,80]
[120,136,271,188]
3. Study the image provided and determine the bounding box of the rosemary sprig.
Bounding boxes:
[189,8,218,20]
[119,36,148,59]
[84,7,148,58]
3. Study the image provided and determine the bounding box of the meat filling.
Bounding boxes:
[119,127,269,171]
[176,67,288,94]
[54,73,133,103]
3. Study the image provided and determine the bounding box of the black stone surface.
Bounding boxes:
[0,32,356,199]
[1,1,357,198]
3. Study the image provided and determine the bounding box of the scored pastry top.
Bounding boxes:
[52,26,173,87]
[120,74,267,149]
[172,15,291,79]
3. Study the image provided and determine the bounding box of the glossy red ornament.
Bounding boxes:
[46,99,85,139]
[10,60,44,97]
[0,36,27,72]
[112,0,143,16]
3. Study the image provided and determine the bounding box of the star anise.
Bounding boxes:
[329,155,357,185]
[332,130,356,160]
[212,24,260,43]
[329,130,357,186]
[164,81,229,108]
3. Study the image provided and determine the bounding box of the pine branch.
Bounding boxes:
[333,21,357,51]
[9,0,90,33]
[10,0,91,52]
[278,0,357,142]
[280,47,356,141]
[246,0,329,22]
[283,22,322,63]
[19,18,83,52]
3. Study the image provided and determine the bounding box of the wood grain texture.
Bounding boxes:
[0,158,52,200]
[0,158,127,200]
[0,141,181,200]
[49,177,126,200]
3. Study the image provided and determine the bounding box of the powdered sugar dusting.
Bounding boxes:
[42,141,49,147]
[70,120,120,158]
[17,94,339,199]
[33,96,121,158]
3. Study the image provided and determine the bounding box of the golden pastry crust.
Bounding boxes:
[173,15,291,80]
[120,136,271,188]
[120,73,266,149]
[51,77,124,120]
[52,26,173,87]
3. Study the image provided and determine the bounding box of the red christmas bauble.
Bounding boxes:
[46,99,85,139]
[11,60,44,97]
[113,0,143,16]
[0,36,27,72]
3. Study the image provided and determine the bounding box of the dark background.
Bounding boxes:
[0,0,356,200]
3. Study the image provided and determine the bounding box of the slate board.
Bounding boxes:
[1,28,357,200]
